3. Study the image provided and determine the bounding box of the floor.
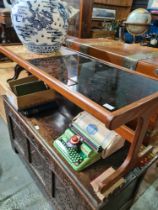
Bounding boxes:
[0,117,53,210]
[0,117,158,210]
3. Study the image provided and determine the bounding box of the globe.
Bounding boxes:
[125,8,152,38]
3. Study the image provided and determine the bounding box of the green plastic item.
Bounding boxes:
[53,128,101,171]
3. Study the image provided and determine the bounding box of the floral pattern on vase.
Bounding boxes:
[11,0,78,53]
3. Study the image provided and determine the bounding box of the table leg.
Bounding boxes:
[97,99,158,195]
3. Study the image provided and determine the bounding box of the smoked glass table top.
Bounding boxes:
[3,46,158,111]
[28,54,158,111]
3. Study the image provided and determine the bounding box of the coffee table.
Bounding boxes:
[0,44,158,194]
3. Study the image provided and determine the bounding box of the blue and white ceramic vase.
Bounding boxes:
[11,0,78,53]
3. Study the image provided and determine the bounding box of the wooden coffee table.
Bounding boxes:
[0,44,158,205]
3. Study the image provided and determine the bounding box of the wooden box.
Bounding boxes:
[7,76,57,110]
[91,29,115,38]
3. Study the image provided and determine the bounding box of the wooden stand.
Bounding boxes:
[3,96,158,210]
[0,45,158,203]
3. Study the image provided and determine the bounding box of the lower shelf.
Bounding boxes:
[3,96,158,210]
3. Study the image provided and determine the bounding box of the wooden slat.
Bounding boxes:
[94,0,133,7]
[115,125,135,143]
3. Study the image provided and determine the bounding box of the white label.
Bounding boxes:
[103,103,115,111]
[70,76,77,81]
[34,125,40,130]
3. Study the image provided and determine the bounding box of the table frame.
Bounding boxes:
[0,45,158,194]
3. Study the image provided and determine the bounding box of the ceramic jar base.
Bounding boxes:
[27,42,62,54]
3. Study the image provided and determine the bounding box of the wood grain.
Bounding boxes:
[94,0,133,7]
[0,62,27,121]
[1,44,158,197]
[66,37,158,79]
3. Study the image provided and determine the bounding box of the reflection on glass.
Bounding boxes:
[29,54,158,111]
[61,0,80,36]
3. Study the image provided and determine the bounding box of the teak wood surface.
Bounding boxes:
[94,0,133,7]
[66,37,158,79]
[0,44,158,194]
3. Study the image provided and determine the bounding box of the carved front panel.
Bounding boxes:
[29,141,56,199]
[7,109,33,140]
[11,118,29,159]
[30,142,45,183]
[50,161,91,210]
[44,164,55,198]
[55,177,89,210]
